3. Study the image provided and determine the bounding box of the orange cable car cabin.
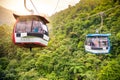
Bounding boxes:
[12,13,50,48]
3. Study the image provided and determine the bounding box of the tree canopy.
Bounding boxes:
[0,0,120,79]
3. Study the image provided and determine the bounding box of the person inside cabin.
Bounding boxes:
[93,37,99,48]
[89,38,95,46]
[32,20,45,34]
[38,22,44,34]
[40,22,49,35]
[32,21,39,32]
[100,37,108,47]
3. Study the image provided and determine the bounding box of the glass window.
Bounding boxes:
[25,21,32,32]
[32,21,45,34]
[15,19,48,35]
[32,21,40,32]
[86,36,108,48]
[15,20,32,33]
[40,22,49,35]
[41,22,48,32]
[99,37,108,47]
[15,21,26,33]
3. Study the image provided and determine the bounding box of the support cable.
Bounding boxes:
[81,5,120,20]
[53,0,60,13]
[81,5,120,33]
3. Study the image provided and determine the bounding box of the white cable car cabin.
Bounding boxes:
[12,13,49,48]
[85,34,111,54]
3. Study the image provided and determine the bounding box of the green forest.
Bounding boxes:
[0,0,120,80]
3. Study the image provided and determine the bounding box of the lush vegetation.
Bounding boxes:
[0,0,120,80]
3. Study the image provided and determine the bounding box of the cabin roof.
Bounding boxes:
[86,34,111,37]
[13,13,49,24]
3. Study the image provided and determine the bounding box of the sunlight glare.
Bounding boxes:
[0,0,80,16]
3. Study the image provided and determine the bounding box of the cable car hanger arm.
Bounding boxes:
[24,0,34,14]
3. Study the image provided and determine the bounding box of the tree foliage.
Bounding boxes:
[0,0,120,79]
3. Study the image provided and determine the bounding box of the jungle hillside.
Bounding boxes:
[0,0,120,80]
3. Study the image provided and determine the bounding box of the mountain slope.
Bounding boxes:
[49,0,120,79]
[0,6,15,25]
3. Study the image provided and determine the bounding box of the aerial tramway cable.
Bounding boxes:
[53,0,60,13]
[81,5,120,20]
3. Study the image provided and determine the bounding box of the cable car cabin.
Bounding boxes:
[85,34,111,54]
[12,14,49,48]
